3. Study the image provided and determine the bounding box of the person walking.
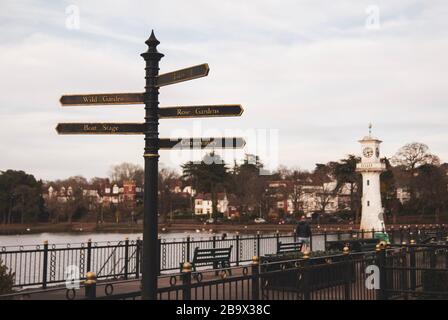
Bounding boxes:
[296,216,312,251]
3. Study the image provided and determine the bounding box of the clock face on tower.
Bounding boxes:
[363,147,374,158]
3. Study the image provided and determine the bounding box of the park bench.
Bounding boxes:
[326,239,378,252]
[277,241,303,254]
[181,246,233,275]
[418,231,438,244]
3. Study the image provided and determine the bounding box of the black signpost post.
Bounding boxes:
[57,31,245,300]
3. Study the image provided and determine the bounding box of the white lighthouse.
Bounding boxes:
[356,124,386,231]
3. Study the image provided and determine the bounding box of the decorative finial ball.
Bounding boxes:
[86,271,97,283]
[303,250,310,259]
[343,246,350,254]
[182,262,192,272]
[252,256,259,264]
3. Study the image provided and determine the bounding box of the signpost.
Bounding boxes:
[56,31,245,300]
[159,104,243,119]
[56,123,144,134]
[159,137,246,150]
[60,93,144,106]
[156,63,209,87]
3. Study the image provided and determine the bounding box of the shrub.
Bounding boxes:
[0,259,15,295]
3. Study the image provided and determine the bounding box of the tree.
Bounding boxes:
[312,164,335,213]
[109,163,144,185]
[411,164,447,219]
[231,156,266,217]
[158,168,181,220]
[380,158,398,223]
[0,170,44,224]
[333,155,362,223]
[391,142,440,170]
[181,152,230,218]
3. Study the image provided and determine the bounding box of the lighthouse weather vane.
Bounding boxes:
[56,30,246,300]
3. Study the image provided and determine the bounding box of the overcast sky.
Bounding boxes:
[0,0,447,181]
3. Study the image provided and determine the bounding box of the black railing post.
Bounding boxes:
[361,228,365,239]
[337,228,341,241]
[235,233,240,266]
[409,241,416,291]
[275,230,280,250]
[157,237,162,276]
[42,240,48,289]
[399,226,404,244]
[256,231,261,257]
[135,237,141,279]
[323,229,328,250]
[186,236,191,263]
[84,272,97,300]
[371,228,375,239]
[377,246,388,300]
[181,262,192,300]
[212,235,216,249]
[309,232,313,251]
[141,30,164,300]
[429,246,436,268]
[124,237,129,279]
[251,256,260,300]
[293,229,297,243]
[86,239,92,273]
[302,252,311,300]
[343,247,351,300]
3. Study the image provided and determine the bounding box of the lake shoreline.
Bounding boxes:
[0,221,434,236]
[0,222,358,236]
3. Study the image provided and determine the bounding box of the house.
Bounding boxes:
[194,193,229,216]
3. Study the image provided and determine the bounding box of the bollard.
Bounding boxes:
[302,251,311,300]
[376,246,388,300]
[343,246,351,299]
[181,262,192,300]
[251,256,260,300]
[84,271,97,300]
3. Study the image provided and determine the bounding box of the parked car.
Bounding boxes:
[254,217,267,224]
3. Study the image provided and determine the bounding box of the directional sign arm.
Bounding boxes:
[159,137,246,150]
[56,123,145,134]
[156,64,209,87]
[159,104,244,119]
[60,93,144,106]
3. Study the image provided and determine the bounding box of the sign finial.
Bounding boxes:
[142,30,164,58]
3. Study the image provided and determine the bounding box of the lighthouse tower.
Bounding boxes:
[356,124,386,231]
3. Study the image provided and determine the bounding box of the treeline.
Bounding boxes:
[1,142,447,224]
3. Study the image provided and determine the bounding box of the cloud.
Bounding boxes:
[0,0,447,180]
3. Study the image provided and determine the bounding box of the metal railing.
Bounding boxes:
[1,225,446,289]
[2,242,448,300]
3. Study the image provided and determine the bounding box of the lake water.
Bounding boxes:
[0,231,238,247]
[0,230,339,252]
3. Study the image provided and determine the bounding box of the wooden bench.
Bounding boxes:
[181,246,233,275]
[277,241,303,254]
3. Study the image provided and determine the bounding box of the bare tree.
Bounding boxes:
[391,142,440,170]
[109,163,144,185]
[312,164,336,213]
